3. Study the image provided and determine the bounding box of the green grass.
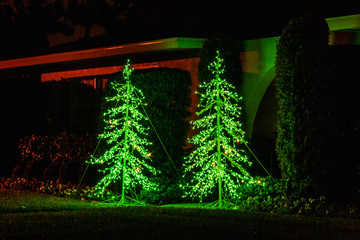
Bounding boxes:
[1,189,360,240]
[0,189,113,213]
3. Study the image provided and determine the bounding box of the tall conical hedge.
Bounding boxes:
[275,12,331,194]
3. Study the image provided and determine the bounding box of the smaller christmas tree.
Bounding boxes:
[183,51,252,208]
[90,60,158,205]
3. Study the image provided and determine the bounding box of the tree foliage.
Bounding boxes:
[65,0,134,39]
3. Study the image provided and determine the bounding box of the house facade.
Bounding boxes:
[0,14,359,174]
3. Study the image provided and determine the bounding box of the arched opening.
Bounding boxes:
[250,79,280,177]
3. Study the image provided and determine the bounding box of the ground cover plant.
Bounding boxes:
[0,177,100,201]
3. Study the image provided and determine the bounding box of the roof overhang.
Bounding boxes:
[326,14,360,31]
[1,14,359,73]
[0,37,204,71]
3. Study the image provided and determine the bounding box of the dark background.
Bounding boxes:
[0,0,359,187]
[0,0,359,60]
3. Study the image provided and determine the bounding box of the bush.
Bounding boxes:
[13,133,98,185]
[237,177,286,200]
[276,13,360,201]
[132,69,191,181]
[275,12,331,191]
[236,177,330,216]
[0,177,101,200]
[139,177,188,205]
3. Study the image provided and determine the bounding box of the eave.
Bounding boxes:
[0,37,204,71]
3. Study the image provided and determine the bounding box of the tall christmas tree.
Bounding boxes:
[183,51,252,208]
[90,60,159,205]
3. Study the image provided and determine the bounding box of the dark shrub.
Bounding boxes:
[276,13,360,201]
[13,133,98,185]
[275,12,330,192]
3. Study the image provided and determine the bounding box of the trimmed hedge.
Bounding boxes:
[275,13,330,188]
[276,13,360,200]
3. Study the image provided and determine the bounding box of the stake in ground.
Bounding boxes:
[89,60,159,205]
[183,51,252,208]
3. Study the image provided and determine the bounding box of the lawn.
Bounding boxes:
[1,189,360,239]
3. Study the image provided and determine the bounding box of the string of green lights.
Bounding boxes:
[78,57,270,207]
[182,51,253,208]
[77,61,183,194]
[88,60,159,205]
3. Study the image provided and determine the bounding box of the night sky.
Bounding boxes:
[0,0,359,59]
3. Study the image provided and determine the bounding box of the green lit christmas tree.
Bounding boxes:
[90,60,159,205]
[183,51,252,208]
